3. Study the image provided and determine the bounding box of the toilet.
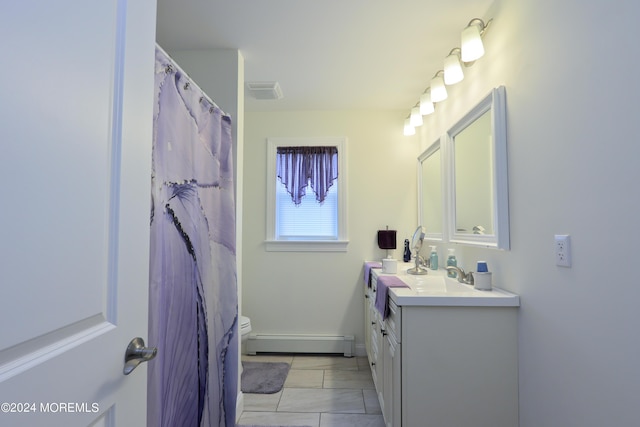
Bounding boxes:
[240,315,252,354]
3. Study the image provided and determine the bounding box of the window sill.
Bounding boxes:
[265,240,349,252]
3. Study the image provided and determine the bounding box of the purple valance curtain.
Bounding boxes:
[276,146,338,205]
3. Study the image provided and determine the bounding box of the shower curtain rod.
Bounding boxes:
[155,43,230,119]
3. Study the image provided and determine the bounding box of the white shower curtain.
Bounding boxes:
[148,46,238,427]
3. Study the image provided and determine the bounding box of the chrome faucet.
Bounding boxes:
[408,254,430,275]
[446,266,474,285]
[419,255,430,268]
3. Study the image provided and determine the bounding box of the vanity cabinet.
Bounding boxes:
[365,283,384,405]
[382,299,401,427]
[366,265,519,427]
[364,287,372,363]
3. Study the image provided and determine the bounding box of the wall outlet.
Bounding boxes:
[555,234,571,267]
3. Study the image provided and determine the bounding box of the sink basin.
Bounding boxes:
[374,262,520,307]
[395,271,479,296]
[411,275,446,293]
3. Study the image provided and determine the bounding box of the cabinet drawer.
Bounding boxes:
[385,299,401,343]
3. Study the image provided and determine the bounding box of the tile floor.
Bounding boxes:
[238,354,385,427]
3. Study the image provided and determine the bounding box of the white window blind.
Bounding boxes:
[275,179,338,240]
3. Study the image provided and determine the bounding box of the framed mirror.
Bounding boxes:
[417,139,445,242]
[446,86,509,249]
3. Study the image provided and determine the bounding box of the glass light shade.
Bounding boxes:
[410,107,423,127]
[444,53,464,85]
[404,118,416,136]
[461,23,485,62]
[420,92,434,115]
[430,75,448,102]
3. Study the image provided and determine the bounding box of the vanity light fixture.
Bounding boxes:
[403,16,492,136]
[461,18,490,63]
[430,71,448,103]
[443,48,464,85]
[410,106,423,127]
[420,90,435,115]
[404,117,416,136]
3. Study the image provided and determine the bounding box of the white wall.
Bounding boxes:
[242,110,418,354]
[419,1,640,425]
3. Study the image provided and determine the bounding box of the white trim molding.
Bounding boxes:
[265,137,349,252]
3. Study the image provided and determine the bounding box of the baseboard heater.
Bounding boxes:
[247,334,355,357]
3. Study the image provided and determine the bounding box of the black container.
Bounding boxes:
[403,239,411,262]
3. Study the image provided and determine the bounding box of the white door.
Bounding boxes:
[0,1,157,426]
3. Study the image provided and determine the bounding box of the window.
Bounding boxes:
[266,137,348,252]
[276,181,338,239]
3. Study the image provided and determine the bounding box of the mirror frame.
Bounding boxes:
[445,85,509,249]
[417,138,446,242]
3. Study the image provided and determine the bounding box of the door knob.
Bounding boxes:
[123,337,157,375]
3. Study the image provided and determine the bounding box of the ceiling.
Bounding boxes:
[155,0,493,112]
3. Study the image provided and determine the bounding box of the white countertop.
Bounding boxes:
[371,262,520,307]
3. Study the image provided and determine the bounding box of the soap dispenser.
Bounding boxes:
[429,245,438,270]
[447,248,458,278]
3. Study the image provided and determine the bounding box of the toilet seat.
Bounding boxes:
[240,315,251,334]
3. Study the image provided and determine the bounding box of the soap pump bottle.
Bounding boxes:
[447,248,458,278]
[429,245,438,270]
[403,239,411,262]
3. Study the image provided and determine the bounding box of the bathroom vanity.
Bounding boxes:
[364,262,519,427]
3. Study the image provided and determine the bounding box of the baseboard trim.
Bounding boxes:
[247,334,355,357]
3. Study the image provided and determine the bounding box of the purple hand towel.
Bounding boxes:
[377,230,397,250]
[364,261,382,287]
[374,276,409,319]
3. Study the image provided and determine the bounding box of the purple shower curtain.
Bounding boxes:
[148,46,238,427]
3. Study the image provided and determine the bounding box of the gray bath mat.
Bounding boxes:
[241,361,290,394]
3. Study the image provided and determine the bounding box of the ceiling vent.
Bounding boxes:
[246,81,283,100]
